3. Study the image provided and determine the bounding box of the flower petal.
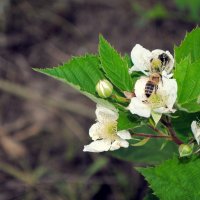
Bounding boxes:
[89,122,102,140]
[83,139,112,152]
[96,104,118,123]
[134,76,149,101]
[191,121,200,145]
[158,77,177,110]
[110,138,129,151]
[130,44,151,74]
[117,130,131,139]
[128,97,151,118]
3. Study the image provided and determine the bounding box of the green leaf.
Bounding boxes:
[117,111,142,131]
[144,191,159,200]
[99,35,133,92]
[34,54,103,95]
[174,56,200,112]
[131,137,150,147]
[123,54,133,68]
[172,111,200,143]
[111,126,177,165]
[34,55,116,109]
[137,157,200,200]
[175,27,200,63]
[111,138,177,165]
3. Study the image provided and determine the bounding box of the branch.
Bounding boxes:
[161,118,183,145]
[132,133,172,139]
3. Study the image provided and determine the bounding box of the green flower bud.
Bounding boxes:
[96,79,113,98]
[179,144,194,157]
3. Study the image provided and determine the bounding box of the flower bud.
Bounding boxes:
[96,79,113,98]
[179,144,193,157]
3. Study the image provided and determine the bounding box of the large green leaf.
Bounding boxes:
[111,139,177,165]
[137,157,200,200]
[174,56,200,112]
[34,55,117,109]
[99,35,133,92]
[34,55,103,95]
[175,27,200,63]
[111,126,177,165]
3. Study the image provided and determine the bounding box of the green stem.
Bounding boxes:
[131,133,172,139]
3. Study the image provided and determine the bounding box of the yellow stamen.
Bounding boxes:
[148,93,165,108]
[103,121,117,140]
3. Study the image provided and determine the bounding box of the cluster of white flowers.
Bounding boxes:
[128,44,177,119]
[84,44,179,153]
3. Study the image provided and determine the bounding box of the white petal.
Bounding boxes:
[83,139,112,152]
[134,76,149,101]
[96,104,118,123]
[117,130,131,139]
[158,77,177,110]
[130,44,152,74]
[110,138,129,151]
[153,107,170,114]
[164,51,174,74]
[151,49,165,58]
[162,71,173,79]
[128,97,151,118]
[191,121,200,145]
[89,122,102,140]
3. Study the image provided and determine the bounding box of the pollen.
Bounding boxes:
[148,93,165,108]
[103,121,118,140]
[151,58,162,70]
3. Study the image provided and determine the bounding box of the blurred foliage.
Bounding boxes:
[175,0,200,22]
[132,2,169,23]
[132,0,200,24]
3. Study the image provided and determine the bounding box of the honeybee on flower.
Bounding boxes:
[127,76,177,119]
[129,44,174,78]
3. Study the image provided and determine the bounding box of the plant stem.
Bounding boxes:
[131,133,172,139]
[148,125,166,136]
[161,117,183,145]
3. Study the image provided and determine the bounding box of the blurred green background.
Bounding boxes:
[0,0,199,199]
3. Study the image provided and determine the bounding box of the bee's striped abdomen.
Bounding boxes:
[145,81,155,98]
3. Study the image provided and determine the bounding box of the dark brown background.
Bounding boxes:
[0,0,197,199]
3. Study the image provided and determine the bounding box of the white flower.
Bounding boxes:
[191,121,200,145]
[83,105,131,152]
[128,76,177,118]
[129,44,174,77]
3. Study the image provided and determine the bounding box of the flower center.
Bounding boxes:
[103,121,117,140]
[148,93,166,109]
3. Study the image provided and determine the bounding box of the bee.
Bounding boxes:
[158,53,170,67]
[150,53,170,73]
[145,73,162,98]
